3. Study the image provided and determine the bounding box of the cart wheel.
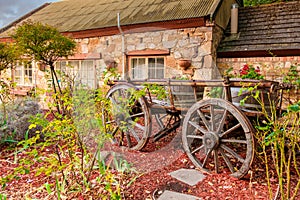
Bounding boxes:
[105,83,151,150]
[182,98,255,178]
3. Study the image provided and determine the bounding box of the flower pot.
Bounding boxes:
[178,59,191,70]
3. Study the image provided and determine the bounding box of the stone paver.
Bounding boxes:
[157,190,202,200]
[169,168,206,186]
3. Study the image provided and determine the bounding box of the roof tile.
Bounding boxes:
[218,1,300,56]
[1,0,220,37]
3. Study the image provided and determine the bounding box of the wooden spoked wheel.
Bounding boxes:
[182,98,255,178]
[105,83,151,150]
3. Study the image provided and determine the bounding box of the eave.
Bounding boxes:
[217,49,300,58]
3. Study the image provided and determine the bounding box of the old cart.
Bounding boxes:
[105,78,283,178]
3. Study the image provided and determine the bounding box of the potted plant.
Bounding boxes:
[178,59,191,70]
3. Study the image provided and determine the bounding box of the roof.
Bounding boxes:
[218,1,300,57]
[0,0,223,37]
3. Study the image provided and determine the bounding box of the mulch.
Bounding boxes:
[0,128,298,200]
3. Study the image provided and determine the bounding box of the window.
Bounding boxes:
[55,60,102,89]
[14,62,33,86]
[131,57,165,79]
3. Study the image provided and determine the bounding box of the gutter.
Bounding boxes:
[117,13,125,80]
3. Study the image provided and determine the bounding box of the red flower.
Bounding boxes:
[255,66,261,73]
[242,64,249,71]
[239,70,248,75]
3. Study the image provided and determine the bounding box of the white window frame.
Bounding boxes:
[130,56,165,80]
[55,59,104,89]
[14,61,34,86]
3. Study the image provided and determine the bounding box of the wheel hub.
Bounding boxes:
[203,132,219,154]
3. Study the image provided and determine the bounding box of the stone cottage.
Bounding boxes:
[0,0,241,91]
[0,0,299,93]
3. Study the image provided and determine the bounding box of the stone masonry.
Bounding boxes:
[75,26,223,80]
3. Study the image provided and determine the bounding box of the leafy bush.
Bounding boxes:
[0,84,137,199]
[255,101,300,200]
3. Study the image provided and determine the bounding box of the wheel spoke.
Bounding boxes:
[219,148,235,173]
[220,144,245,163]
[120,89,129,99]
[129,112,145,119]
[188,121,209,134]
[126,132,132,148]
[221,139,247,144]
[214,149,219,173]
[202,149,213,168]
[156,114,168,129]
[187,135,204,140]
[106,119,116,124]
[217,110,227,133]
[109,96,118,106]
[191,144,204,154]
[210,105,215,131]
[128,119,145,131]
[219,123,241,138]
[197,109,210,131]
[128,126,141,142]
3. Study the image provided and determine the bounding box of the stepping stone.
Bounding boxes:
[158,190,201,200]
[169,168,205,186]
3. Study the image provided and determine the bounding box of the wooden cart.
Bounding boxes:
[105,78,284,178]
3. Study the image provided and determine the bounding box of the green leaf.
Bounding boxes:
[256,125,269,131]
[44,183,52,194]
[288,104,300,112]
[240,99,245,106]
[254,90,260,99]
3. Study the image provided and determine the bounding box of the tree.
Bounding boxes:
[0,42,19,121]
[12,21,76,114]
[0,42,18,73]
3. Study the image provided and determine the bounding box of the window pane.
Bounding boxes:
[69,61,80,83]
[147,57,164,79]
[148,58,155,79]
[80,60,94,88]
[132,58,146,79]
[15,65,22,85]
[131,56,164,80]
[59,61,67,73]
[14,62,33,86]
[24,63,33,84]
[156,58,164,79]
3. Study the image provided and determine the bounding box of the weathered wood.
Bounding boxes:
[105,82,151,150]
[182,98,255,179]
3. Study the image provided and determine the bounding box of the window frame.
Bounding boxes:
[14,61,34,86]
[129,55,166,80]
[55,59,104,89]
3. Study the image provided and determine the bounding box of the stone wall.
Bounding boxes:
[217,56,300,82]
[217,56,300,108]
[75,26,223,80]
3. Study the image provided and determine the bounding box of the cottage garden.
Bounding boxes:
[0,19,300,200]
